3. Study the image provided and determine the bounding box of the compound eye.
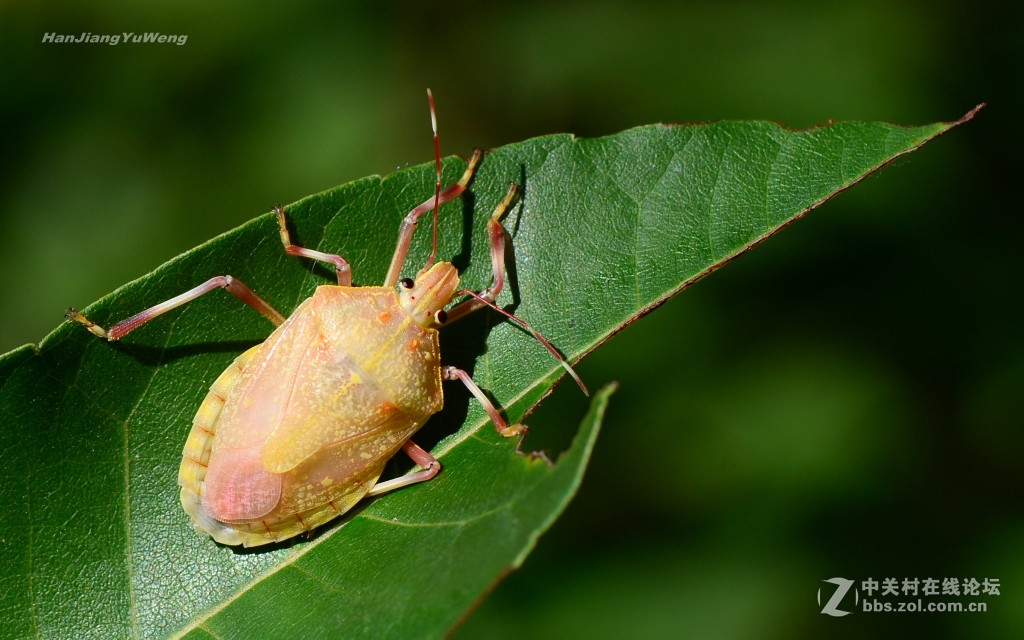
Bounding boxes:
[434,309,448,325]
[399,277,414,290]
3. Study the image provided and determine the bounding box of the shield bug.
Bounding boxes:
[66,90,587,547]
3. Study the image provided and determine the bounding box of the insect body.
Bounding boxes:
[178,270,452,546]
[67,92,585,546]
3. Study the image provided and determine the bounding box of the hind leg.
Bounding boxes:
[366,440,441,496]
[67,275,284,341]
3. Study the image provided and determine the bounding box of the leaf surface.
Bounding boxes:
[0,111,974,639]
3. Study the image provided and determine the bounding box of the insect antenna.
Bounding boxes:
[454,289,589,396]
[422,88,443,273]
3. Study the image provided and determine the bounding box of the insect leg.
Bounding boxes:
[274,205,352,286]
[446,290,589,395]
[441,365,527,437]
[445,183,518,323]
[365,440,441,496]
[383,149,483,287]
[66,275,285,341]
[436,180,588,395]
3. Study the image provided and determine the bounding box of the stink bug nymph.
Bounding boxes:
[66,90,587,547]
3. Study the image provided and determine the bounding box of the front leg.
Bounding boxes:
[445,183,517,324]
[383,149,483,287]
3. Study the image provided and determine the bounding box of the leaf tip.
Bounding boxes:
[954,103,985,126]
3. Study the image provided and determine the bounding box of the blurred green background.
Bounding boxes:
[2,1,1021,637]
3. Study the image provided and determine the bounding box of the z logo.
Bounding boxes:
[818,578,857,617]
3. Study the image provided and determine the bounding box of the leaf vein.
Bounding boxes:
[359,505,507,529]
[706,128,736,261]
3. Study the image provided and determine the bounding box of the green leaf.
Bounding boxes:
[0,110,975,639]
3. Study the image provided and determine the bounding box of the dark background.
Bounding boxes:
[2,1,1021,637]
